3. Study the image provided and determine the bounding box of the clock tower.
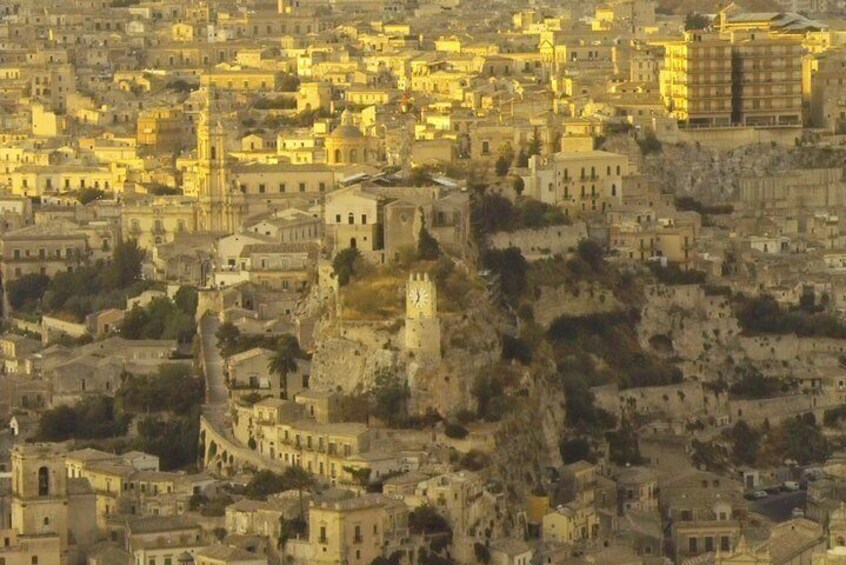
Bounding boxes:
[405,272,441,359]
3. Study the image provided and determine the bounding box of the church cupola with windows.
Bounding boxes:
[325,110,375,167]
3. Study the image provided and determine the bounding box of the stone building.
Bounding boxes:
[325,111,376,167]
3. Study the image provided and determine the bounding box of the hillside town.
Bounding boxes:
[8,0,846,563]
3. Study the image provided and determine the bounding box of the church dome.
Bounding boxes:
[328,109,364,140]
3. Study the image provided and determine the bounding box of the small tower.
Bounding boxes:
[405,273,441,360]
[10,444,69,548]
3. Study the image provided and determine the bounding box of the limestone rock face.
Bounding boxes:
[409,302,505,415]
[309,335,399,393]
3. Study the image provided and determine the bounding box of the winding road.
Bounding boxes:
[199,314,234,440]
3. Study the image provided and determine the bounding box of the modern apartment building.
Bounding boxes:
[660,30,802,127]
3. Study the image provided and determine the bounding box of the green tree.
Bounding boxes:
[685,11,711,30]
[576,239,606,272]
[559,437,593,463]
[471,192,518,238]
[417,222,440,261]
[216,321,241,355]
[174,286,198,317]
[494,155,510,177]
[332,248,362,286]
[283,465,314,523]
[527,129,542,156]
[268,335,301,398]
[102,239,145,290]
[728,420,760,465]
[512,176,525,196]
[481,247,527,304]
[371,371,410,427]
[77,187,106,205]
[408,505,451,535]
[606,417,644,466]
[6,273,50,311]
[474,543,491,564]
[769,416,830,465]
[637,132,663,155]
[37,396,129,441]
[518,198,568,228]
[245,470,288,500]
[515,148,529,168]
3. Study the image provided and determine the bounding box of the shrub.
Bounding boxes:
[332,248,362,286]
[7,273,50,311]
[444,422,469,439]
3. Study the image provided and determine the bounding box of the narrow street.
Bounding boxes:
[199,314,234,440]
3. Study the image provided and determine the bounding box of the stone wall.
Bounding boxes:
[727,394,815,426]
[532,281,623,328]
[592,381,726,422]
[42,316,88,340]
[669,126,803,151]
[488,223,588,259]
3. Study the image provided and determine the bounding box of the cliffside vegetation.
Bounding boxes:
[37,364,204,470]
[734,293,846,338]
[6,239,151,321]
[692,413,831,471]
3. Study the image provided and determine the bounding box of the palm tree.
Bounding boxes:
[268,335,301,399]
[282,465,314,526]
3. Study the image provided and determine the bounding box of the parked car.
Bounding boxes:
[745,490,768,500]
[792,507,805,518]
[783,481,800,491]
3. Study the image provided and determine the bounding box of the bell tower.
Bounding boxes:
[10,445,69,549]
[196,86,234,233]
[405,273,441,360]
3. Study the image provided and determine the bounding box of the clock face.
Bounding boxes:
[412,288,430,308]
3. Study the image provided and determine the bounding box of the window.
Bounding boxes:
[688,537,698,554]
[354,525,362,543]
[38,466,49,496]
[299,183,305,192]
[259,184,265,193]
[319,182,326,192]
[32,558,37,565]
[705,537,713,552]
[279,183,286,192]
[319,526,327,544]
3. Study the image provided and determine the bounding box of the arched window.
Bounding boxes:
[38,466,49,496]
[349,149,358,163]
[611,184,617,197]
[334,149,341,163]
[210,146,216,160]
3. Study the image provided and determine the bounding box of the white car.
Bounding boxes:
[791,507,805,518]
[783,481,800,491]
